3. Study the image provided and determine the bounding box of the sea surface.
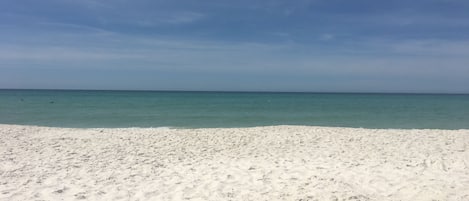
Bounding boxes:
[1,89,469,129]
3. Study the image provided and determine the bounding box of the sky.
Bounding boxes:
[1,0,469,93]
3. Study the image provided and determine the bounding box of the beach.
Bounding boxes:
[1,124,468,201]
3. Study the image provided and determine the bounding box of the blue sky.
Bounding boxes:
[1,0,469,93]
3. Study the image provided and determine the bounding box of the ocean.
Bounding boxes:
[1,89,468,129]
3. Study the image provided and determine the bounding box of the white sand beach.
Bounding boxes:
[0,124,468,201]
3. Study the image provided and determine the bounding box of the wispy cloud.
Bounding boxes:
[349,38,469,57]
[60,0,112,9]
[319,34,334,41]
[36,22,114,35]
[1,0,469,92]
[2,31,469,79]
[0,31,294,72]
[134,12,205,27]
[388,40,469,56]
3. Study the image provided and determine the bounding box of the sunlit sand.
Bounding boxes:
[1,124,468,200]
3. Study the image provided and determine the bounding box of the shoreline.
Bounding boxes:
[1,124,468,200]
[1,123,468,131]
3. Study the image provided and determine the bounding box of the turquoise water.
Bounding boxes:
[0,89,468,129]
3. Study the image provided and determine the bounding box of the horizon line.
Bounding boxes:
[1,88,468,95]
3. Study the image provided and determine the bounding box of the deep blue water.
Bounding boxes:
[1,89,468,129]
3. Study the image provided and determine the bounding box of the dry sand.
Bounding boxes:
[0,124,468,201]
